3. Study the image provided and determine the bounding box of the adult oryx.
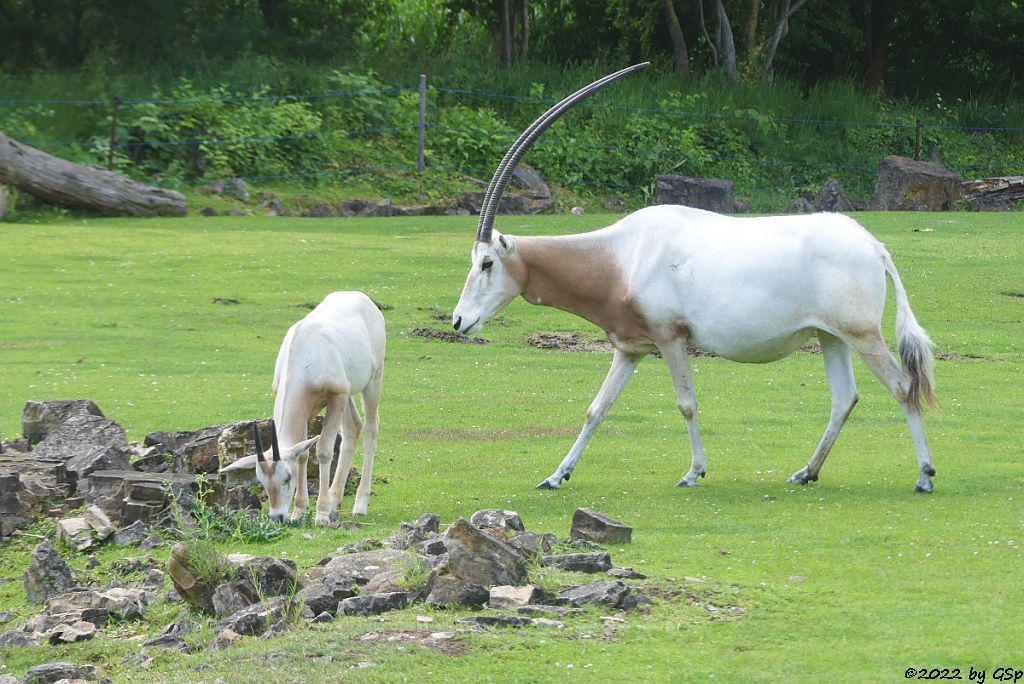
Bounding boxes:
[221,291,385,522]
[452,63,938,493]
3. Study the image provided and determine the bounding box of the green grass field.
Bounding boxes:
[1,211,1022,682]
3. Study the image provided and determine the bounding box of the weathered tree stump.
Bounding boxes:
[0,131,187,216]
[960,176,1024,211]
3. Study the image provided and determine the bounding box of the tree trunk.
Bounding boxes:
[516,0,529,59]
[662,0,690,81]
[698,0,719,67]
[716,0,738,83]
[0,132,187,216]
[865,0,897,91]
[744,0,760,59]
[760,0,807,79]
[500,0,512,65]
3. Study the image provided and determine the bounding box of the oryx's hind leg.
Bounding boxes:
[788,332,859,486]
[328,396,362,517]
[659,340,707,487]
[538,349,644,489]
[850,332,936,492]
[313,396,346,525]
[351,370,382,516]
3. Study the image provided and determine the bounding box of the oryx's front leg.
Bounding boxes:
[351,372,382,517]
[291,449,311,523]
[659,340,707,487]
[314,397,346,525]
[538,349,644,489]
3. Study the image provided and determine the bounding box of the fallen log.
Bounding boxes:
[960,176,1024,211]
[0,131,187,217]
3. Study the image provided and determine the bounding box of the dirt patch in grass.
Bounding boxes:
[935,352,985,361]
[1002,291,1024,300]
[411,327,490,344]
[358,630,470,656]
[211,297,241,305]
[525,332,719,358]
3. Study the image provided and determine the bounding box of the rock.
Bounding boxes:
[223,178,250,202]
[621,590,655,612]
[143,620,195,651]
[488,585,542,610]
[24,540,77,603]
[443,518,527,587]
[469,509,525,537]
[21,400,104,444]
[225,486,262,512]
[296,583,343,617]
[425,576,489,608]
[455,615,532,629]
[0,630,39,647]
[211,580,255,618]
[607,567,647,580]
[555,580,630,608]
[46,619,96,643]
[815,178,855,212]
[570,508,632,544]
[511,163,551,199]
[786,196,815,213]
[214,596,292,636]
[167,542,230,614]
[35,587,148,629]
[960,175,1024,211]
[111,520,150,545]
[543,552,613,574]
[232,555,298,599]
[655,176,736,213]
[22,662,86,684]
[603,195,627,212]
[209,627,243,650]
[142,426,224,474]
[83,505,114,540]
[200,206,219,216]
[56,517,97,551]
[338,592,409,616]
[869,155,961,211]
[384,513,441,550]
[322,549,410,587]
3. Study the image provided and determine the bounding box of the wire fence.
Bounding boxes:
[2,77,1021,202]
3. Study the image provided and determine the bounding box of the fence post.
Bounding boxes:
[914,118,922,160]
[108,96,121,172]
[418,74,427,173]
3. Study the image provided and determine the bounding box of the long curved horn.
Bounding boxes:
[269,419,282,462]
[252,421,265,463]
[476,62,650,244]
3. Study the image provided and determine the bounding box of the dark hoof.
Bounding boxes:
[676,478,698,488]
[924,465,936,477]
[914,483,934,494]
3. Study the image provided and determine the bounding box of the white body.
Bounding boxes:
[453,206,937,492]
[222,291,385,522]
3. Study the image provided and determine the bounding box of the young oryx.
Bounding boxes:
[452,63,938,493]
[221,291,385,523]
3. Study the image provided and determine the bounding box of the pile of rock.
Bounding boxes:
[0,399,346,539]
[152,507,650,649]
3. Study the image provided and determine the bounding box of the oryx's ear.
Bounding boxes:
[219,454,258,473]
[497,234,516,256]
[286,435,320,460]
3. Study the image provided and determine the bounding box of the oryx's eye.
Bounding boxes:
[481,258,493,271]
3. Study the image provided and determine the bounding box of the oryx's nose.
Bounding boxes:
[269,513,286,523]
[453,316,462,331]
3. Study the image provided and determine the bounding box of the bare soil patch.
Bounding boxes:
[935,352,985,362]
[1002,291,1024,300]
[410,328,490,344]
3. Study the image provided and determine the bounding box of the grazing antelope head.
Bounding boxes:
[452,62,650,335]
[220,421,319,523]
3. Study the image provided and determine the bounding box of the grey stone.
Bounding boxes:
[143,426,224,474]
[543,552,613,574]
[815,178,855,212]
[22,662,85,684]
[223,178,250,202]
[444,518,527,587]
[621,590,655,612]
[209,627,242,650]
[607,567,647,580]
[338,592,409,616]
[111,520,150,546]
[21,400,104,444]
[455,615,532,629]
[83,505,114,540]
[211,580,255,617]
[0,629,39,647]
[46,619,96,643]
[469,509,525,536]
[233,555,298,599]
[167,541,228,614]
[322,548,410,587]
[56,516,96,551]
[143,620,195,651]
[296,583,343,617]
[570,507,632,544]
[425,575,489,608]
[870,155,962,211]
[786,196,815,213]
[385,513,441,549]
[555,580,630,608]
[214,596,292,636]
[24,540,77,603]
[655,175,735,213]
